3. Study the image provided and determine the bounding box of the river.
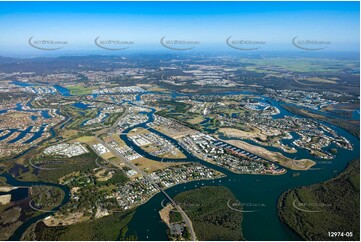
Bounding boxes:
[121,92,360,241]
[1,91,359,240]
[0,173,70,241]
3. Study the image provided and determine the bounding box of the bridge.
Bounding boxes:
[95,135,197,241]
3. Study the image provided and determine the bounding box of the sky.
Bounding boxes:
[0,1,359,56]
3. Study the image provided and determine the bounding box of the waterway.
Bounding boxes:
[0,174,70,241]
[1,91,359,240]
[0,101,53,144]
[0,187,28,202]
[53,85,71,96]
[11,81,35,87]
[120,93,359,241]
[73,102,90,110]
[353,109,360,120]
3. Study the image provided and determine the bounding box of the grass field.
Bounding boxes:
[66,85,95,95]
[74,136,97,144]
[132,157,185,173]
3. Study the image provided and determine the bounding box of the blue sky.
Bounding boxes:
[0,1,359,55]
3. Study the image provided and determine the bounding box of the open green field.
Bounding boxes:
[66,85,95,95]
[241,57,359,73]
[62,106,98,129]
[103,112,123,126]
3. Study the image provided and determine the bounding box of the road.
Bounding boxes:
[94,109,197,240]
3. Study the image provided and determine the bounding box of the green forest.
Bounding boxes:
[171,186,243,241]
[278,159,360,240]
